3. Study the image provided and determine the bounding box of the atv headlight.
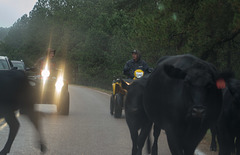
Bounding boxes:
[41,62,50,79]
[55,76,64,93]
[41,69,50,78]
[134,69,144,79]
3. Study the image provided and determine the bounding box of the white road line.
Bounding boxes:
[0,111,20,130]
[0,123,7,130]
[94,89,111,96]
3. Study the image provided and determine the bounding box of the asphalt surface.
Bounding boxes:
[0,85,217,155]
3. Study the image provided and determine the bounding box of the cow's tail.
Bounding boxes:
[146,133,152,154]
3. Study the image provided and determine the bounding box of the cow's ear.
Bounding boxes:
[164,64,186,79]
[216,78,226,89]
[215,71,234,89]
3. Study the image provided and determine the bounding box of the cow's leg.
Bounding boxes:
[183,124,207,155]
[236,137,240,155]
[152,124,161,155]
[136,122,152,155]
[0,112,20,154]
[218,141,233,155]
[165,126,183,155]
[210,127,217,151]
[218,133,233,155]
[183,139,199,155]
[129,126,138,155]
[25,109,47,153]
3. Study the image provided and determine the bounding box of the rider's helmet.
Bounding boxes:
[132,49,141,60]
[132,49,139,54]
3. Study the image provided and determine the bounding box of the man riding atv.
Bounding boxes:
[110,49,151,118]
[34,48,56,72]
[31,48,70,115]
[123,49,149,79]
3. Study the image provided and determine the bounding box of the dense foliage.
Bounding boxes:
[0,0,239,89]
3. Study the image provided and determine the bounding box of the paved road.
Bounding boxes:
[0,85,217,155]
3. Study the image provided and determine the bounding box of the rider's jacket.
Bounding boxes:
[123,59,149,79]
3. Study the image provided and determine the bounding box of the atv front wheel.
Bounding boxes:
[57,91,70,115]
[110,94,114,115]
[114,93,123,118]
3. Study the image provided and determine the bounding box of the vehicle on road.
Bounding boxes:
[0,56,15,70]
[110,69,145,118]
[11,60,26,71]
[29,63,70,115]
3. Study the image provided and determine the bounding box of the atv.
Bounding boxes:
[110,69,145,118]
[28,63,70,115]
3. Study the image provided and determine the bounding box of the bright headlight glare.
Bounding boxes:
[41,69,50,78]
[55,76,64,93]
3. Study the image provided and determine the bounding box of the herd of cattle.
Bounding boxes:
[0,54,239,155]
[125,54,240,155]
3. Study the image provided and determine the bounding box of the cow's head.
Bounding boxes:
[164,64,225,119]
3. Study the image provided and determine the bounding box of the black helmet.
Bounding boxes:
[132,49,139,54]
[132,49,141,60]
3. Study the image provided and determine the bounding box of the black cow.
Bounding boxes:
[125,76,163,155]
[143,54,229,155]
[0,70,46,154]
[125,76,156,155]
[217,78,240,155]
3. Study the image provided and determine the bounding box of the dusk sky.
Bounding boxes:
[0,0,38,28]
